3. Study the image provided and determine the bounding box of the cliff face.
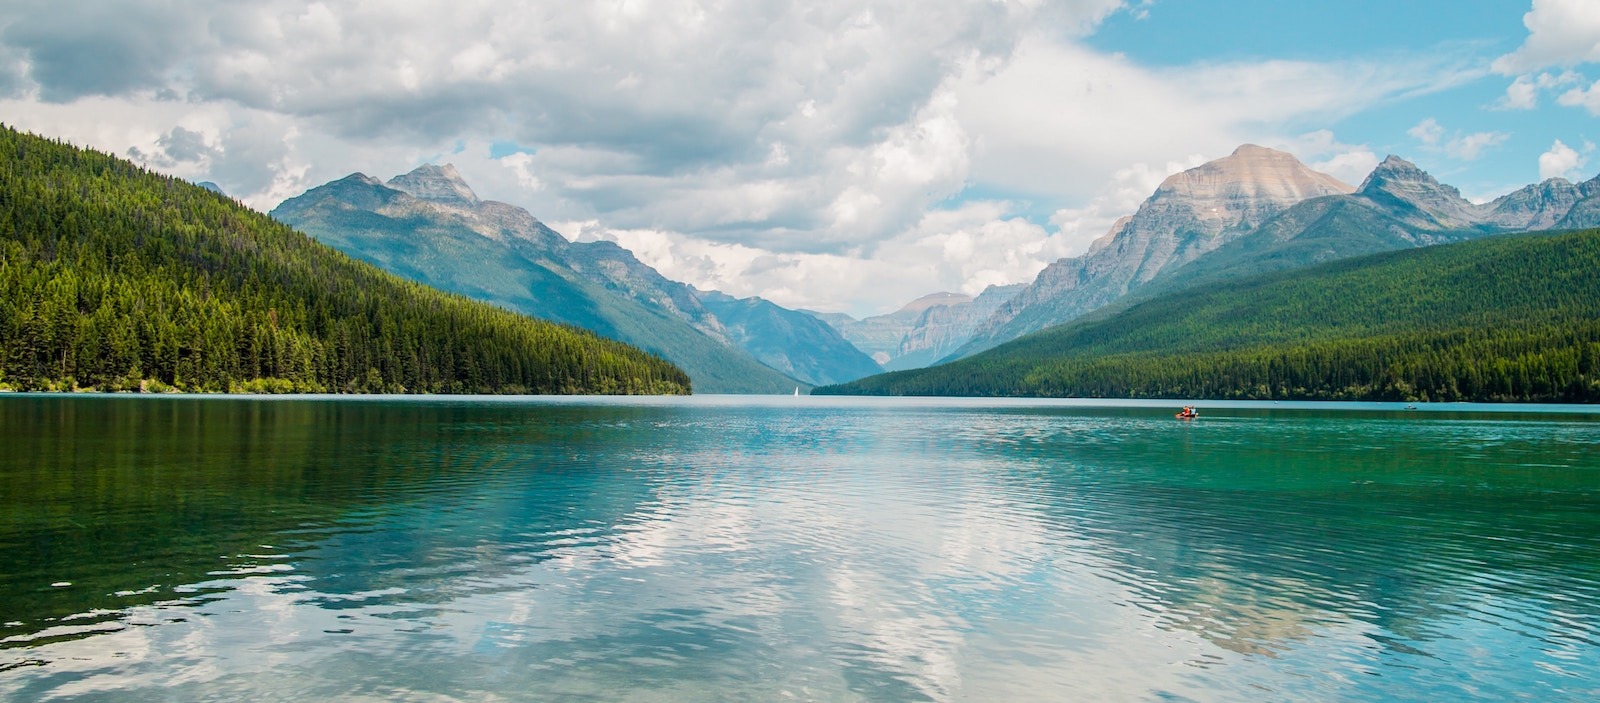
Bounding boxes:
[820,292,971,366]
[1482,177,1582,231]
[888,285,1024,371]
[958,145,1353,355]
[1554,175,1600,230]
[812,286,1024,371]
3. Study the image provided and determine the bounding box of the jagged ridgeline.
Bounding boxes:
[818,229,1600,402]
[0,126,690,394]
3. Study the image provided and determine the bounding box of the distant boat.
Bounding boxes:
[794,387,800,397]
[1176,406,1198,420]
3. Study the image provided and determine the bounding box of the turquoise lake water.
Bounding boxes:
[1,394,1597,701]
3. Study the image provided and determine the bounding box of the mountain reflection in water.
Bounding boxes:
[2,396,1596,701]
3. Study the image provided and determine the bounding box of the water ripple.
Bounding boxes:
[1,397,1598,701]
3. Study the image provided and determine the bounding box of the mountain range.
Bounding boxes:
[809,285,1023,371]
[271,165,880,393]
[816,227,1600,402]
[271,145,1600,396]
[838,145,1600,364]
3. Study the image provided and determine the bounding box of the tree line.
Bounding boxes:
[820,229,1600,403]
[0,125,691,395]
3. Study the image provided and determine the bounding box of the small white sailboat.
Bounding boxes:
[793,386,800,397]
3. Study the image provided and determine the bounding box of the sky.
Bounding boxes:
[1,0,1596,317]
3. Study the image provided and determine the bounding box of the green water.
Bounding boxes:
[1,395,1597,701]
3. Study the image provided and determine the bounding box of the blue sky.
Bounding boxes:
[1086,0,1595,199]
[0,0,1595,316]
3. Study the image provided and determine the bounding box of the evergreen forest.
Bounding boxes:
[0,125,691,395]
[818,229,1600,403]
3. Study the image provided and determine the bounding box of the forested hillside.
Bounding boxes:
[0,125,691,395]
[818,229,1600,403]
[272,170,805,393]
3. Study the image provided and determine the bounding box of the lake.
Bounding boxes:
[1,394,1597,701]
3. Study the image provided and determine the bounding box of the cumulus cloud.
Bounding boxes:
[1538,139,1586,180]
[1557,78,1600,115]
[950,39,1478,200]
[1493,1,1600,116]
[0,1,1118,213]
[1048,157,1204,255]
[0,0,1496,314]
[1496,70,1583,109]
[555,199,1068,317]
[1493,0,1600,75]
[1407,118,1509,161]
[1276,130,1377,186]
[1408,118,1445,146]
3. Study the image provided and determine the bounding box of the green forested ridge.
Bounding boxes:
[818,229,1600,402]
[0,125,690,394]
[272,174,804,394]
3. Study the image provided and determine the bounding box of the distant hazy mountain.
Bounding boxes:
[955,145,1353,357]
[819,228,1600,403]
[272,165,802,393]
[695,289,883,386]
[811,285,1022,371]
[951,147,1600,360]
[886,284,1023,370]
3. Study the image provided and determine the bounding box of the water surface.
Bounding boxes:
[2,395,1597,701]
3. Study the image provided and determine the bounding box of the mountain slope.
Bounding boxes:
[695,289,882,385]
[955,145,1353,356]
[1088,159,1600,324]
[819,229,1600,403]
[815,292,963,366]
[812,285,1023,371]
[951,152,1600,363]
[272,169,799,393]
[0,125,690,395]
[885,284,1024,370]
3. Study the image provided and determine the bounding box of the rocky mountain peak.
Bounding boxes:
[1484,177,1582,230]
[387,163,480,207]
[1150,145,1353,218]
[896,292,972,315]
[1580,173,1600,197]
[338,172,383,187]
[1356,156,1477,228]
[1357,156,1459,196]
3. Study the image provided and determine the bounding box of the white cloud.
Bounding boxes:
[0,0,1496,315]
[1408,118,1444,146]
[1276,130,1378,186]
[1538,139,1585,180]
[1493,1,1600,115]
[1557,78,1600,115]
[1493,0,1600,75]
[554,200,1068,317]
[1406,118,1509,161]
[1502,74,1541,109]
[1495,70,1584,110]
[1447,131,1510,160]
[950,39,1478,202]
[1048,157,1203,255]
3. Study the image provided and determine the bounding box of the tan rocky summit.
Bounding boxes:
[956,145,1351,356]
